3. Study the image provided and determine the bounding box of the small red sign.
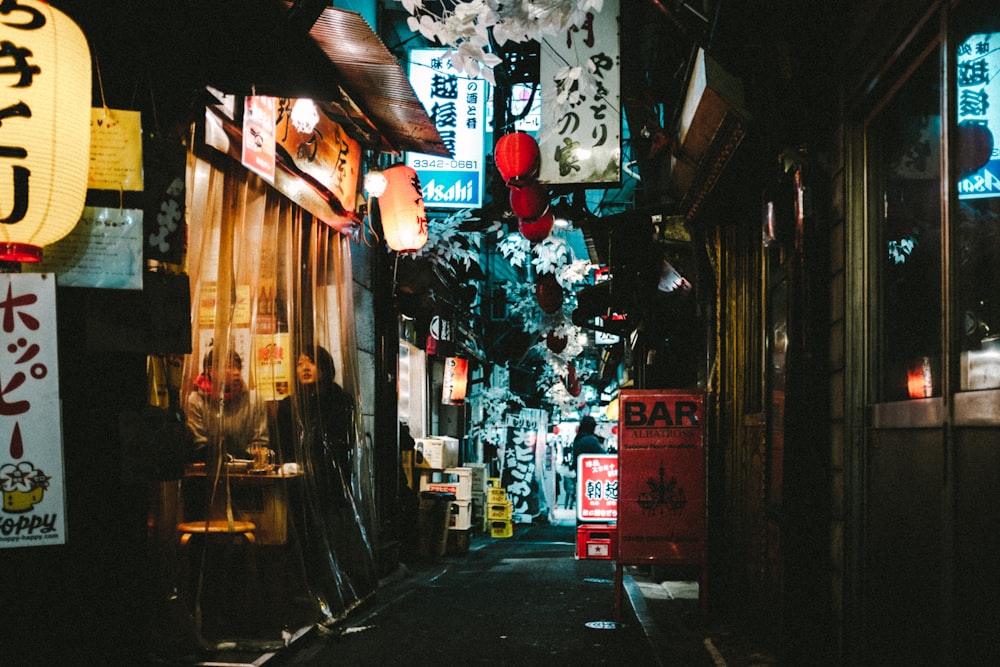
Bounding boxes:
[576,454,618,523]
[617,390,706,564]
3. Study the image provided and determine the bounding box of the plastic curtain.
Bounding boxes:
[150,149,376,654]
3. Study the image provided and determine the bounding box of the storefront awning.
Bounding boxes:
[62,1,448,157]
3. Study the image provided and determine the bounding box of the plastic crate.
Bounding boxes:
[576,523,616,560]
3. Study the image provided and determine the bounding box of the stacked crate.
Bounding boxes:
[467,464,489,533]
[486,485,513,538]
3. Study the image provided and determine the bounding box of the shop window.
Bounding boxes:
[955,7,1000,390]
[869,50,943,402]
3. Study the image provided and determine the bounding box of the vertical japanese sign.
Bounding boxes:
[538,0,621,186]
[242,95,276,183]
[617,390,706,563]
[957,31,1000,200]
[577,453,618,523]
[0,274,66,548]
[406,48,485,209]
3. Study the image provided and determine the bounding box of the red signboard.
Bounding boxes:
[616,390,706,563]
[576,454,618,523]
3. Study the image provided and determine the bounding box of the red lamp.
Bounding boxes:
[495,132,540,185]
[546,330,568,353]
[378,164,427,252]
[442,357,469,405]
[518,208,554,243]
[509,182,548,219]
[535,272,563,313]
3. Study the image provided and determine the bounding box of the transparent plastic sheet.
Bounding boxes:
[150,150,376,655]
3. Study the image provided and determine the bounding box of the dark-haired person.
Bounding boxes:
[276,344,375,621]
[186,349,270,462]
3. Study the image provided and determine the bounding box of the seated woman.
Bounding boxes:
[186,349,270,462]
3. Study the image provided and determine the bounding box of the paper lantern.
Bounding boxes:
[442,356,469,405]
[535,272,562,313]
[0,1,91,263]
[546,330,568,353]
[495,131,540,185]
[378,164,427,252]
[518,208,554,242]
[509,182,548,219]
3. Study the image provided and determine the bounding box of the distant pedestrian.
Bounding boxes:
[572,416,606,471]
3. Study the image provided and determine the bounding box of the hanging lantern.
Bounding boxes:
[442,356,469,405]
[378,164,427,252]
[494,131,540,185]
[535,272,562,313]
[509,182,548,219]
[0,1,91,263]
[518,208,555,243]
[546,330,568,353]
[567,361,582,397]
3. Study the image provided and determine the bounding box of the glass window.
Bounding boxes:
[955,8,1000,390]
[870,50,943,402]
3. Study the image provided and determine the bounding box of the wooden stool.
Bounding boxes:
[177,520,256,545]
[177,520,259,636]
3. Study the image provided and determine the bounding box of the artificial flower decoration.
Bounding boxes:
[395,0,605,87]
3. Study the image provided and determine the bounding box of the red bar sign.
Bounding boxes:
[617,390,706,564]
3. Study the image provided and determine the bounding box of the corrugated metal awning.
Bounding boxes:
[302,5,450,158]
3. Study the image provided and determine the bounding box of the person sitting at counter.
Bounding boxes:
[275,344,355,484]
[186,349,271,463]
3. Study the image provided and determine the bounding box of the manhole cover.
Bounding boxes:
[585,620,625,630]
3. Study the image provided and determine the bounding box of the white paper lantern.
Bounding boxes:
[0,1,91,262]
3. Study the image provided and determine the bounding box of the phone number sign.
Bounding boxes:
[617,390,706,564]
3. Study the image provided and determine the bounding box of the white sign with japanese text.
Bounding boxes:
[0,274,66,548]
[538,0,621,186]
[406,48,486,209]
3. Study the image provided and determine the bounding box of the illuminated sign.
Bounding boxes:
[957,31,1000,200]
[406,49,485,209]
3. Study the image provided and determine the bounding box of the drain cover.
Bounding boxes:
[585,620,625,630]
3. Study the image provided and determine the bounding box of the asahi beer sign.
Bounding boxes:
[957,31,1000,200]
[406,48,485,209]
[617,390,706,563]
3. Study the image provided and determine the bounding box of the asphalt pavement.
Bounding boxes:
[262,516,777,667]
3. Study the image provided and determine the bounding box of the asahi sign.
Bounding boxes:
[616,390,706,563]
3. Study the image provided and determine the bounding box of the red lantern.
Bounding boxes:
[535,272,562,313]
[442,356,469,405]
[518,208,554,242]
[509,182,548,219]
[495,131,540,185]
[546,330,568,353]
[378,164,427,252]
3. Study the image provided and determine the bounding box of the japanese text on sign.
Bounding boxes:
[1,274,66,548]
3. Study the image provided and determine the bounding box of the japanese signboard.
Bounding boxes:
[617,389,706,564]
[577,453,618,523]
[538,0,621,186]
[242,95,276,183]
[957,31,1000,200]
[406,48,486,209]
[1,274,66,548]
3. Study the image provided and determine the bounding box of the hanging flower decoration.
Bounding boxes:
[531,236,569,275]
[396,0,606,85]
[407,207,483,271]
